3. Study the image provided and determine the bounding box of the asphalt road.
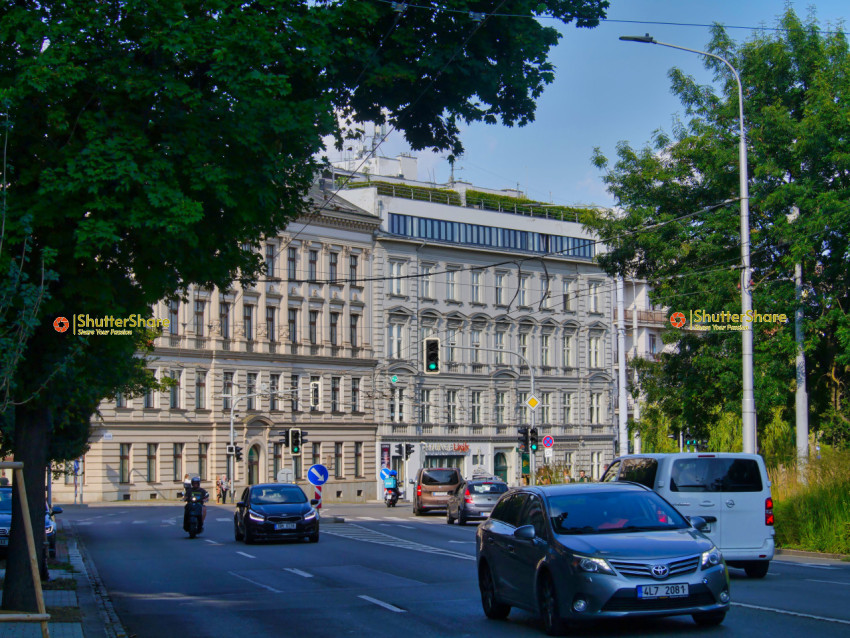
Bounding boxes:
[62,501,850,638]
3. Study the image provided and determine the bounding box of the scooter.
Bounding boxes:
[384,488,399,507]
[180,492,205,538]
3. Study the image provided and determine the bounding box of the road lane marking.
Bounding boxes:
[76,522,93,526]
[448,541,475,544]
[731,602,850,625]
[355,516,379,521]
[775,560,837,570]
[284,568,313,578]
[204,539,222,546]
[132,521,146,524]
[228,571,281,593]
[236,551,256,559]
[358,595,406,613]
[806,579,850,586]
[323,524,475,561]
[216,518,230,522]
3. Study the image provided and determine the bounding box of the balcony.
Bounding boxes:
[168,335,181,347]
[624,309,668,325]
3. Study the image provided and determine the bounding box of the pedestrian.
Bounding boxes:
[0,471,8,486]
[215,476,223,504]
[183,473,191,494]
[220,475,230,504]
[578,469,589,483]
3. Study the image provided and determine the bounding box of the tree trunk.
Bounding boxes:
[1,404,50,613]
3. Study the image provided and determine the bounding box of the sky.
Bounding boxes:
[326,1,849,209]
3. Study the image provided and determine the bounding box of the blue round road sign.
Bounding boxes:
[542,435,555,448]
[307,464,329,486]
[379,467,392,481]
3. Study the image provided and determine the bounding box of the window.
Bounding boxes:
[194,300,205,337]
[349,254,358,284]
[265,244,276,278]
[540,392,551,424]
[446,390,458,423]
[329,312,339,345]
[334,443,343,478]
[198,442,208,480]
[563,332,576,367]
[589,281,603,313]
[446,327,458,362]
[471,329,481,362]
[269,374,280,411]
[591,451,604,480]
[421,264,433,298]
[220,302,230,339]
[563,393,577,424]
[311,442,321,467]
[169,369,181,409]
[541,334,551,366]
[519,392,530,424]
[495,273,506,305]
[287,247,298,281]
[519,332,528,363]
[288,309,298,343]
[169,301,179,334]
[172,443,183,481]
[351,378,361,412]
[195,370,206,410]
[390,387,405,422]
[310,376,321,411]
[290,375,300,411]
[308,249,318,282]
[223,372,233,410]
[420,389,432,423]
[309,310,319,344]
[146,444,158,482]
[331,376,341,412]
[350,314,359,347]
[388,323,403,358]
[329,252,338,282]
[471,271,481,303]
[471,391,482,424]
[273,443,282,480]
[519,275,530,306]
[589,392,604,424]
[243,304,254,342]
[389,261,403,295]
[589,335,603,368]
[266,306,276,342]
[144,373,155,408]
[246,373,257,410]
[563,279,576,311]
[119,444,131,483]
[495,332,505,365]
[649,333,658,355]
[495,391,507,425]
[446,269,457,300]
[354,442,363,477]
[115,392,126,408]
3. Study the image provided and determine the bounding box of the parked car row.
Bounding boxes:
[0,486,63,578]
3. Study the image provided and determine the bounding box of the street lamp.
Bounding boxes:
[620,34,756,454]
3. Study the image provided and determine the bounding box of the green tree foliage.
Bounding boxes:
[0,0,609,610]
[589,9,850,455]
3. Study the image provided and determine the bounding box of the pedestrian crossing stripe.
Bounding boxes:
[322,523,475,561]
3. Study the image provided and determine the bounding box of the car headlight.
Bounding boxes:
[572,554,616,576]
[303,508,317,521]
[701,546,722,569]
[248,509,265,522]
[45,523,55,535]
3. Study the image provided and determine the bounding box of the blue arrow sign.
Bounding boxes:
[379,467,392,481]
[307,464,329,486]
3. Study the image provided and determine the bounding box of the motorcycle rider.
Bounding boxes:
[383,469,400,502]
[184,476,209,525]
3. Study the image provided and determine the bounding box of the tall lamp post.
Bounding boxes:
[620,34,756,454]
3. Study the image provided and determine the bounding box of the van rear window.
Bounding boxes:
[671,458,763,493]
[420,469,460,485]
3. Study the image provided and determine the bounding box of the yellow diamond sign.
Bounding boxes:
[526,395,540,410]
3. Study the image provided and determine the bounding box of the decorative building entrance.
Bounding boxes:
[248,445,261,485]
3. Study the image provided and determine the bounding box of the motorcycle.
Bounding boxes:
[180,492,205,538]
[384,488,399,507]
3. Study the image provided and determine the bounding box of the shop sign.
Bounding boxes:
[423,442,470,455]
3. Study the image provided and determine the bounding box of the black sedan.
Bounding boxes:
[234,483,319,544]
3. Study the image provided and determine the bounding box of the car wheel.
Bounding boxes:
[538,572,567,636]
[744,561,769,578]
[692,610,727,626]
[413,501,422,516]
[446,507,455,524]
[309,531,319,543]
[479,564,510,620]
[458,510,467,526]
[234,518,244,542]
[244,525,255,545]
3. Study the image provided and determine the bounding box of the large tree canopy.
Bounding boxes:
[589,9,850,456]
[0,0,609,611]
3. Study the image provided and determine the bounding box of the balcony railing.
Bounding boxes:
[624,309,668,325]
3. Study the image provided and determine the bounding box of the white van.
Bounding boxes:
[600,453,775,578]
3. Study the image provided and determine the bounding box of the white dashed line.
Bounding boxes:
[806,579,850,586]
[236,551,256,559]
[358,595,406,613]
[228,571,281,593]
[204,539,222,546]
[284,568,313,578]
[732,602,850,625]
[132,521,146,524]
[216,518,230,522]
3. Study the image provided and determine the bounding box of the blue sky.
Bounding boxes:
[329,1,849,208]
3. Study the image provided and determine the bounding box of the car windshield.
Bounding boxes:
[548,490,689,535]
[250,486,307,505]
[0,489,11,513]
[469,482,508,494]
[421,470,458,485]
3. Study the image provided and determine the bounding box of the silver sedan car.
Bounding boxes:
[476,483,730,635]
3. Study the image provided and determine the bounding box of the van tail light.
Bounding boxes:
[765,497,774,526]
[464,488,473,504]
[417,484,422,497]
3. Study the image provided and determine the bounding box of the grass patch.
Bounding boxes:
[770,449,850,555]
[45,606,81,622]
[43,578,77,590]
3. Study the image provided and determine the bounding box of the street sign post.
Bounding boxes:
[308,464,329,510]
[379,467,392,481]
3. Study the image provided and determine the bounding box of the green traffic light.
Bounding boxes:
[428,363,436,370]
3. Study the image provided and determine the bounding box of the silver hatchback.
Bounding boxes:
[446,479,508,525]
[476,483,730,635]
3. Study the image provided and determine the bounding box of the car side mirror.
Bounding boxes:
[310,499,319,506]
[689,516,707,531]
[514,524,536,541]
[52,506,63,515]
[236,501,245,508]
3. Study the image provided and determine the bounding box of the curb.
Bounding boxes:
[775,548,849,561]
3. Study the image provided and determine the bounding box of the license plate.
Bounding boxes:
[637,583,689,599]
[275,523,296,530]
[0,538,7,546]
[432,491,448,496]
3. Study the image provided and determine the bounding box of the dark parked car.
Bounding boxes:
[446,478,508,525]
[476,483,729,635]
[0,487,62,571]
[413,467,462,515]
[234,483,319,544]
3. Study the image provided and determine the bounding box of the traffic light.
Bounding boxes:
[235,446,243,462]
[405,443,415,460]
[300,430,309,445]
[290,428,302,456]
[423,337,440,374]
[517,426,529,453]
[278,429,290,447]
[529,428,539,452]
[395,443,403,456]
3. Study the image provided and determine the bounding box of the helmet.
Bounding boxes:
[191,476,201,487]
[389,470,397,476]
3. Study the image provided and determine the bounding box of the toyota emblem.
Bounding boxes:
[651,564,669,579]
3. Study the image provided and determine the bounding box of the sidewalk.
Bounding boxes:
[0,516,127,637]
